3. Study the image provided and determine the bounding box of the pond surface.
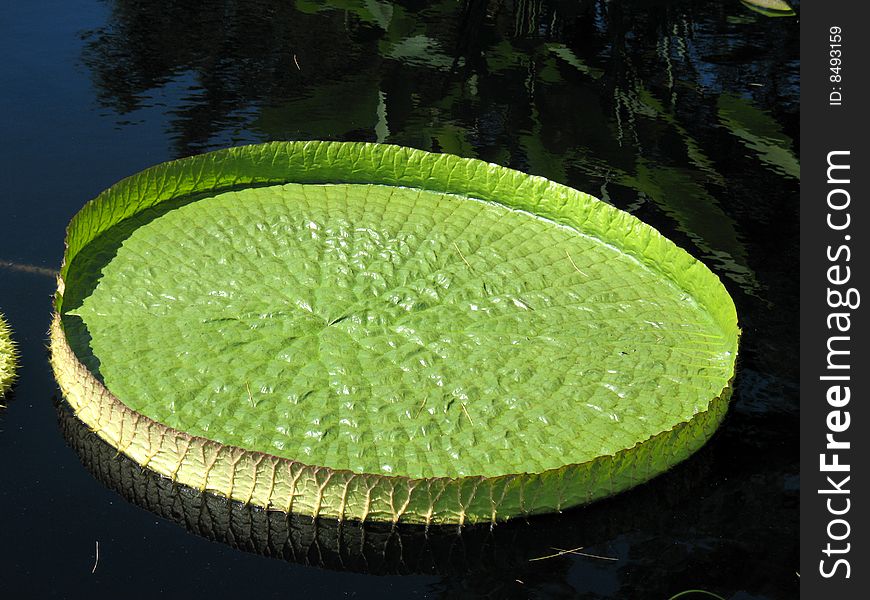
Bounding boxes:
[0,1,798,598]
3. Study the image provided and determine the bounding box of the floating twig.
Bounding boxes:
[0,259,58,278]
[414,397,427,419]
[565,250,589,277]
[530,545,617,562]
[92,540,99,574]
[293,54,301,70]
[453,242,472,269]
[460,402,474,426]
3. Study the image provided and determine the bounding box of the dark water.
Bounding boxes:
[0,1,798,598]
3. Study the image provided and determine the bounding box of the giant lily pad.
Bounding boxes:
[51,141,738,525]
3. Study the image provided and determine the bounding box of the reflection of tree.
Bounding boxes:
[82,0,381,153]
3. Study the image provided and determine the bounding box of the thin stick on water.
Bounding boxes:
[293,54,301,70]
[530,545,618,562]
[92,540,99,574]
[554,546,618,561]
[0,259,57,278]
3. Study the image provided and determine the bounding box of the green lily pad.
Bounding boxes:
[740,0,796,18]
[51,141,738,524]
[0,313,16,397]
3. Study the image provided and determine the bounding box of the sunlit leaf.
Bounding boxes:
[54,142,737,525]
[295,0,394,30]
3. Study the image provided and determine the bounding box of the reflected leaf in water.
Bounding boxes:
[432,123,476,158]
[546,44,604,80]
[483,39,525,72]
[295,0,395,31]
[717,92,799,179]
[633,88,726,188]
[252,75,383,141]
[519,131,568,184]
[383,35,456,70]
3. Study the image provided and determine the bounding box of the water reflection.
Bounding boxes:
[81,0,798,299]
[59,397,796,597]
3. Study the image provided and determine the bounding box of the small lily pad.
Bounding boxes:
[740,0,796,18]
[0,313,16,397]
